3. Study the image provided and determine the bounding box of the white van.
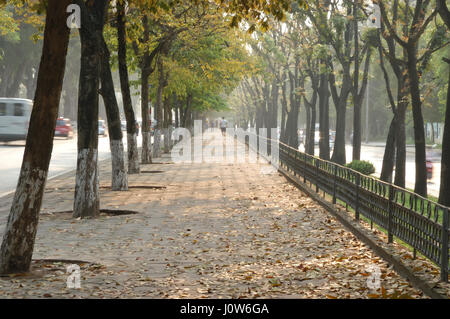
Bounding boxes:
[0,98,33,142]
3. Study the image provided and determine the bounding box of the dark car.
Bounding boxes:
[55,117,74,139]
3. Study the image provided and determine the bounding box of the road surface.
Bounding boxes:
[0,134,143,197]
[299,143,441,198]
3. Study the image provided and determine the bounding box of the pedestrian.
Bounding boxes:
[220,117,227,136]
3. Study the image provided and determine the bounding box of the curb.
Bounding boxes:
[277,165,447,299]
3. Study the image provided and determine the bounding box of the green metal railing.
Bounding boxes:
[245,132,449,282]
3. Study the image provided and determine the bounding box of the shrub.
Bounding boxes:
[345,160,376,175]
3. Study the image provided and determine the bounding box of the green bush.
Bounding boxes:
[345,160,376,175]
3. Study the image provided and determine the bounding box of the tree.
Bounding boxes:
[117,0,139,173]
[0,0,72,274]
[100,35,128,191]
[379,0,446,196]
[0,0,303,275]
[73,0,109,218]
[437,0,450,205]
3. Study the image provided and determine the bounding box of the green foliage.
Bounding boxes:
[346,160,376,175]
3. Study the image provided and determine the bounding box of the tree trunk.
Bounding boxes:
[380,116,396,182]
[141,64,152,164]
[352,0,361,161]
[140,15,152,164]
[304,87,318,156]
[318,70,330,160]
[0,0,71,274]
[163,96,170,153]
[73,0,108,219]
[153,59,165,158]
[117,2,139,174]
[174,94,179,128]
[439,60,450,206]
[406,44,427,196]
[99,38,128,191]
[394,96,407,188]
[352,96,362,161]
[332,104,347,164]
[308,102,316,155]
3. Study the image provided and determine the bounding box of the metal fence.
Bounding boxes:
[246,133,449,282]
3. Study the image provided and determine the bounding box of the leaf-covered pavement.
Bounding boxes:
[0,133,447,298]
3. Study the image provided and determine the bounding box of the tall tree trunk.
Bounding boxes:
[305,101,311,150]
[309,101,316,155]
[304,86,318,155]
[0,0,71,274]
[99,38,128,191]
[394,94,407,188]
[174,94,179,128]
[380,116,396,182]
[280,73,288,144]
[153,59,165,158]
[318,69,330,160]
[73,0,108,219]
[117,2,139,174]
[332,103,347,164]
[141,64,152,164]
[406,44,427,196]
[352,0,361,161]
[140,15,152,164]
[439,60,450,205]
[163,96,170,153]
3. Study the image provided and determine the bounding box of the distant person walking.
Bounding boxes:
[220,117,227,137]
[426,158,433,182]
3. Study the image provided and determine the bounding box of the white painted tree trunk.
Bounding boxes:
[141,131,152,164]
[153,129,161,158]
[169,125,174,148]
[0,163,47,274]
[110,140,128,190]
[163,127,170,153]
[73,148,100,218]
[127,133,140,174]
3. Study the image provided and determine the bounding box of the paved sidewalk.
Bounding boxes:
[0,131,441,298]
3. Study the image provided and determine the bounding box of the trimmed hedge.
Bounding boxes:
[345,160,376,175]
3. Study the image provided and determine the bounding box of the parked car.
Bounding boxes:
[0,98,32,142]
[55,117,74,139]
[98,120,107,137]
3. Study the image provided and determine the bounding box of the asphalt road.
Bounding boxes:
[299,143,441,198]
[0,133,143,197]
[0,136,441,199]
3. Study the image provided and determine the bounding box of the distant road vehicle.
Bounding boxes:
[0,98,32,142]
[98,120,108,137]
[55,117,74,139]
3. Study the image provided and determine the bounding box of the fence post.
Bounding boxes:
[332,164,337,204]
[303,153,307,183]
[315,158,319,193]
[355,173,360,221]
[441,207,449,282]
[387,185,394,244]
